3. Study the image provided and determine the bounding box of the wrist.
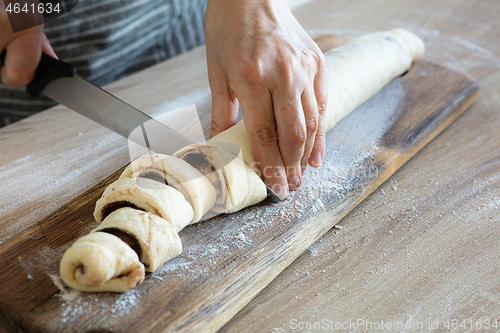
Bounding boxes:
[205,0,292,35]
[207,0,290,8]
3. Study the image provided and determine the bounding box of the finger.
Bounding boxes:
[300,87,319,176]
[1,32,42,87]
[309,55,328,168]
[41,34,58,59]
[240,88,289,200]
[208,67,239,138]
[274,90,306,191]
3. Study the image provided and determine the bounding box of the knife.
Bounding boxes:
[4,51,193,155]
[0,51,282,201]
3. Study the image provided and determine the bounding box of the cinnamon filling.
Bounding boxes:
[138,168,168,185]
[181,151,215,174]
[101,201,146,221]
[212,174,226,206]
[99,228,143,265]
[180,151,225,205]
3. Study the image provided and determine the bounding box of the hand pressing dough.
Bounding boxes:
[209,28,425,167]
[120,154,216,223]
[94,177,193,232]
[93,208,182,272]
[60,232,145,292]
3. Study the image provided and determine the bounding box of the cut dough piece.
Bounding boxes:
[120,154,216,223]
[93,208,182,272]
[208,28,425,167]
[94,177,193,232]
[60,232,145,292]
[173,143,250,213]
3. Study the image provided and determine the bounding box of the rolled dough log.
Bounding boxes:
[120,154,216,223]
[208,28,425,167]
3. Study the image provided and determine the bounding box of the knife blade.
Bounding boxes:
[30,52,193,155]
[41,72,194,155]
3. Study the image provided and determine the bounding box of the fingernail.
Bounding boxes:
[301,166,307,177]
[272,184,289,200]
[287,176,301,190]
[310,152,323,167]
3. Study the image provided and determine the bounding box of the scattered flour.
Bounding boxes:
[0,130,127,243]
[236,232,250,243]
[49,274,80,302]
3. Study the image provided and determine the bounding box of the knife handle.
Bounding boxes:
[27,52,76,96]
[0,50,76,96]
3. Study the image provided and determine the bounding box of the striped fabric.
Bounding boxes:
[0,0,208,127]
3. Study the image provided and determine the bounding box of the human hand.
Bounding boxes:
[0,2,56,87]
[205,0,327,199]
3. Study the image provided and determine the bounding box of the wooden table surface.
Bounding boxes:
[1,0,499,332]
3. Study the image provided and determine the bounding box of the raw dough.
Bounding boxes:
[93,208,182,272]
[173,143,253,213]
[94,177,193,232]
[223,161,267,214]
[60,232,145,292]
[120,154,216,223]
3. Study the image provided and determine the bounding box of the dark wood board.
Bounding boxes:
[0,49,478,331]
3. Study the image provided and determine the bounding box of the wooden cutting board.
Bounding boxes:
[0,35,478,333]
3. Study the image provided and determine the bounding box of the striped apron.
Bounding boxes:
[0,0,208,127]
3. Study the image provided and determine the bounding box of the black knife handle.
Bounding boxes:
[0,50,76,96]
[27,52,76,96]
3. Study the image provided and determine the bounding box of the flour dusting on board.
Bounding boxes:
[49,274,80,301]
[0,130,127,243]
[55,285,144,323]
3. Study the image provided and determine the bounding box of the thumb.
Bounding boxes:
[209,70,239,138]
